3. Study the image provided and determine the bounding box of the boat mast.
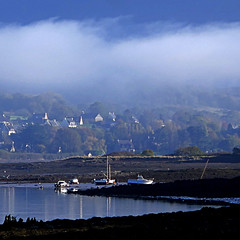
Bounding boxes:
[109,164,111,180]
[106,156,109,179]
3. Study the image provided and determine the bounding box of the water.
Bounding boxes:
[0,183,215,223]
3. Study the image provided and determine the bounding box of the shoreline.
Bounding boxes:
[1,206,240,239]
[1,177,240,239]
[68,177,240,206]
[2,177,240,207]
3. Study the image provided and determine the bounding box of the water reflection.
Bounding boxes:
[0,186,211,223]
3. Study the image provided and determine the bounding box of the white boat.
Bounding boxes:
[128,175,154,185]
[94,157,116,185]
[54,180,69,188]
[69,178,79,185]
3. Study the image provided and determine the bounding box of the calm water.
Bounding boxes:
[0,183,213,223]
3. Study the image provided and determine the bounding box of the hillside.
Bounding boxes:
[0,92,77,120]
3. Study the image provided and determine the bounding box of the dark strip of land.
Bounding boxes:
[73,177,240,199]
[1,206,240,239]
[1,153,240,183]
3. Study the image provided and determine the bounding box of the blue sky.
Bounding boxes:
[0,0,240,25]
[0,0,240,100]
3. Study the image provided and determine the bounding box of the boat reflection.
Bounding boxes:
[0,186,216,223]
[55,188,68,194]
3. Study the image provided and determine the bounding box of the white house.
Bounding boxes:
[61,117,77,128]
[95,114,104,122]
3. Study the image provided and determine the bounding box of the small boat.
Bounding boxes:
[54,180,69,188]
[128,175,154,185]
[94,178,116,185]
[94,157,116,185]
[69,178,79,185]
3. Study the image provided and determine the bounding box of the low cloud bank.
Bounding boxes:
[0,19,239,98]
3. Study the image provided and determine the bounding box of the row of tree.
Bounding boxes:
[2,92,240,155]
[0,111,239,155]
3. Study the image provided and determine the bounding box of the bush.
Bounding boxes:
[141,149,154,156]
[174,146,203,156]
[233,147,240,155]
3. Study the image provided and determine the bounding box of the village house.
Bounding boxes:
[60,116,84,128]
[95,114,104,122]
[61,117,77,128]
[109,112,116,122]
[44,119,60,127]
[0,122,16,136]
[0,114,16,136]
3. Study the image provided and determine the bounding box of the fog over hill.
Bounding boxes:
[1,1,240,156]
[0,19,239,109]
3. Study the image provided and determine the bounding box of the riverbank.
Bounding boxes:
[0,206,240,239]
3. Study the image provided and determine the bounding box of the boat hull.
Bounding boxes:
[128,175,153,185]
[94,179,116,185]
[128,179,153,185]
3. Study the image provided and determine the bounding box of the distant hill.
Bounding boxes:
[0,92,78,120]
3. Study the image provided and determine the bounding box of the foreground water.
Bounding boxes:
[0,183,216,223]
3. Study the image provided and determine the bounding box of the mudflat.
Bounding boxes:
[0,154,240,183]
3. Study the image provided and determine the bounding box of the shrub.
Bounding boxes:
[141,149,154,156]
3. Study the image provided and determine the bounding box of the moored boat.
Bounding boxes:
[94,178,116,185]
[54,180,69,188]
[128,175,154,185]
[94,157,116,185]
[69,178,79,185]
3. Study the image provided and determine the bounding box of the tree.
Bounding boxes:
[141,149,154,156]
[111,120,129,139]
[218,135,240,152]
[88,101,107,117]
[187,125,208,146]
[50,128,82,153]
[12,125,55,152]
[154,122,179,154]
[174,146,204,156]
[233,147,240,155]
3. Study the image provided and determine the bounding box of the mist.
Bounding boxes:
[0,19,240,105]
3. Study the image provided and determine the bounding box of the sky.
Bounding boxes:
[0,0,240,103]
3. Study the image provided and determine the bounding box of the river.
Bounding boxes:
[0,183,216,223]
